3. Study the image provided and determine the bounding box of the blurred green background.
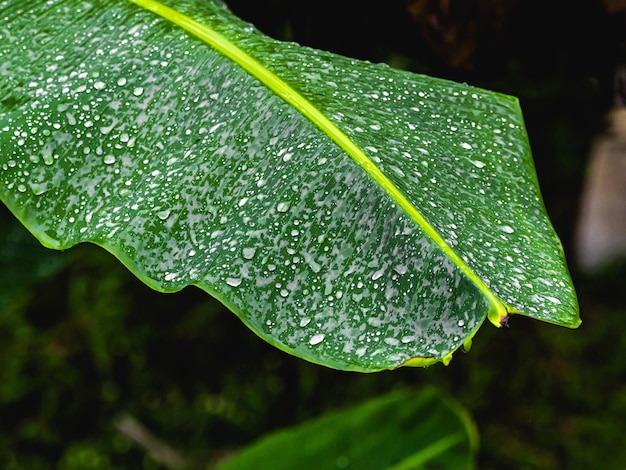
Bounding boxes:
[2,0,626,468]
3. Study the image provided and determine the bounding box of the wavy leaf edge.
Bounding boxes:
[0,0,580,372]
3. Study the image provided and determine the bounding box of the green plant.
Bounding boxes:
[0,0,578,372]
[215,388,477,470]
[1,1,583,468]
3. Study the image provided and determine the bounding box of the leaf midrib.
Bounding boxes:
[128,0,508,326]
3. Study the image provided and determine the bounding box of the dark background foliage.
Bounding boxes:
[2,0,626,468]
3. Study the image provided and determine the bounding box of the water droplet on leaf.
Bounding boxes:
[309,333,325,345]
[277,202,290,212]
[242,247,256,259]
[156,209,171,220]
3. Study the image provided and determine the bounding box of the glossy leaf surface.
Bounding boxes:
[216,388,477,470]
[0,0,579,371]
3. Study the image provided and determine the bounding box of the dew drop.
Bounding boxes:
[133,87,144,96]
[458,320,465,327]
[309,333,325,345]
[94,81,106,90]
[276,202,290,213]
[156,209,171,220]
[103,155,116,165]
[299,317,311,327]
[499,225,515,234]
[117,77,127,86]
[471,160,486,168]
[460,142,473,150]
[226,277,242,287]
[242,247,256,260]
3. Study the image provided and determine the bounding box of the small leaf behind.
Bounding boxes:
[216,388,478,470]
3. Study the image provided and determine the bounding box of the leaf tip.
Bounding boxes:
[487,303,512,328]
[564,315,582,329]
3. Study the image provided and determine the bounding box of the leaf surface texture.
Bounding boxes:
[0,0,579,370]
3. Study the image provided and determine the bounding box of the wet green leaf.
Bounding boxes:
[216,388,478,470]
[0,0,578,371]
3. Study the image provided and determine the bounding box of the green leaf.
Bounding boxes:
[216,388,478,470]
[0,0,579,371]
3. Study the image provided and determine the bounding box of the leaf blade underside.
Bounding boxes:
[0,0,579,371]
